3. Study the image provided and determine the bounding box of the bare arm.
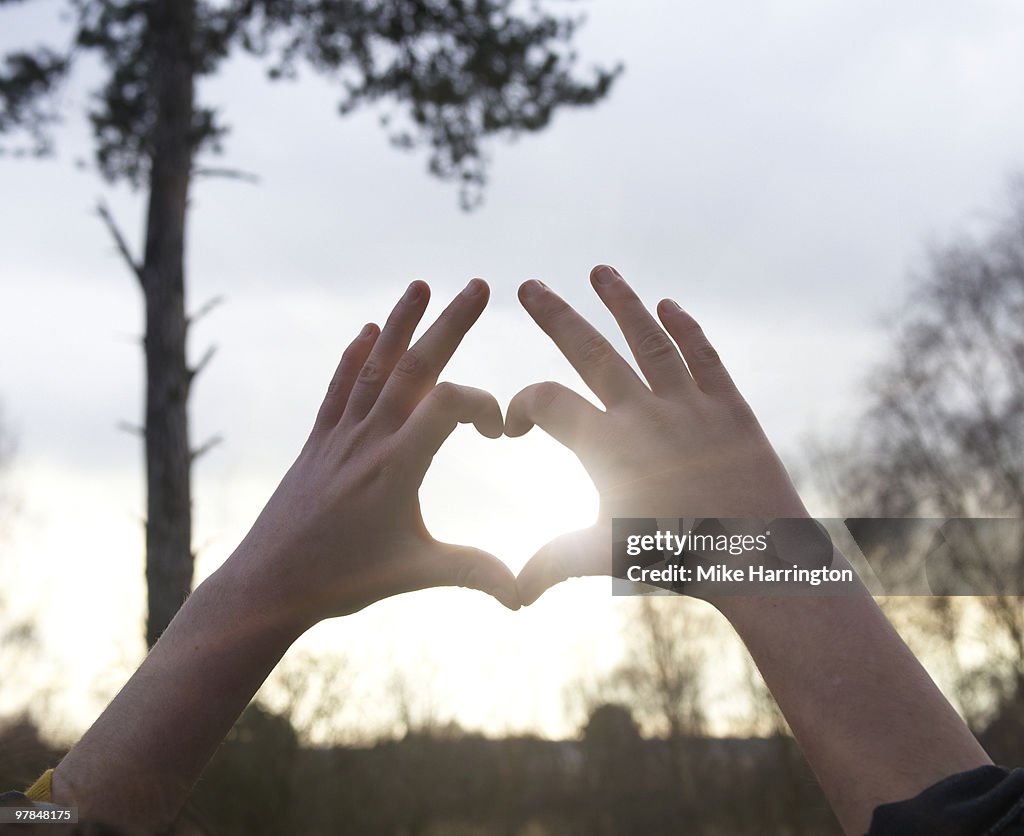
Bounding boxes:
[51,554,302,830]
[720,594,990,834]
[506,265,990,835]
[52,279,519,833]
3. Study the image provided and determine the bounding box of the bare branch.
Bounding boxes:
[191,434,223,463]
[116,420,144,437]
[192,166,260,184]
[188,344,218,387]
[96,200,143,287]
[187,295,224,329]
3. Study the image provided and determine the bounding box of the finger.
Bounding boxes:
[398,383,504,465]
[344,281,431,421]
[504,381,602,449]
[371,278,489,427]
[516,526,608,606]
[518,279,645,406]
[657,300,739,396]
[408,542,520,610]
[311,323,380,433]
[589,264,691,395]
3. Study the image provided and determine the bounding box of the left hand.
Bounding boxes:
[505,266,809,605]
[233,278,520,629]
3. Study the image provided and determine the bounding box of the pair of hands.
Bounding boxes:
[55,270,990,836]
[236,265,809,628]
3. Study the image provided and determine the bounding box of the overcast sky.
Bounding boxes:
[3,0,1024,741]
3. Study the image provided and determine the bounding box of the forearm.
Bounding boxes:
[44,281,511,832]
[718,575,991,836]
[52,546,306,833]
[507,269,996,833]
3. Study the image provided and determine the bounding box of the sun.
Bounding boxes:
[419,425,600,576]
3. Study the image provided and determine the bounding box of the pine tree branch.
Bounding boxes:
[187,295,224,329]
[188,344,218,388]
[117,420,144,437]
[96,201,144,288]
[192,166,260,184]
[191,434,223,463]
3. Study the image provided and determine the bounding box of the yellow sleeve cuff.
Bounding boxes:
[24,769,54,802]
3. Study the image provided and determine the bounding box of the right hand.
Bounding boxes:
[506,265,809,605]
[234,278,520,629]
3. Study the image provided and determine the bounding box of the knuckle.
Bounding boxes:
[643,400,679,432]
[636,329,675,360]
[530,381,563,410]
[358,361,382,383]
[693,340,721,365]
[393,348,425,380]
[577,334,614,366]
[431,380,460,407]
[680,320,706,342]
[680,320,720,364]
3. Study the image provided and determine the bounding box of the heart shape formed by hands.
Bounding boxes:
[54,269,979,836]
[245,265,810,629]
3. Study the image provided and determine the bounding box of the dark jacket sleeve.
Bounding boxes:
[868,766,1024,836]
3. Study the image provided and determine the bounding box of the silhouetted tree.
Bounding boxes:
[583,702,643,763]
[0,716,64,799]
[737,658,826,835]
[611,595,709,801]
[815,177,1024,743]
[581,703,648,834]
[0,0,621,647]
[187,703,299,835]
[256,647,351,745]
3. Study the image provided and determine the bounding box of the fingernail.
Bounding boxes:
[403,282,423,302]
[521,279,546,298]
[360,323,374,337]
[463,278,485,297]
[666,298,681,312]
[593,265,617,285]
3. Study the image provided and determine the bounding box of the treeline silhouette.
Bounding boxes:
[0,702,833,835]
[4,688,1023,835]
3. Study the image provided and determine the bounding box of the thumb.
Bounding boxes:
[416,542,521,611]
[516,526,609,606]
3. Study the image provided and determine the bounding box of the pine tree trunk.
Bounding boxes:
[141,0,197,648]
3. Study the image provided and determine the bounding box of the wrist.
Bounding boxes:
[212,543,316,642]
[706,544,864,625]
